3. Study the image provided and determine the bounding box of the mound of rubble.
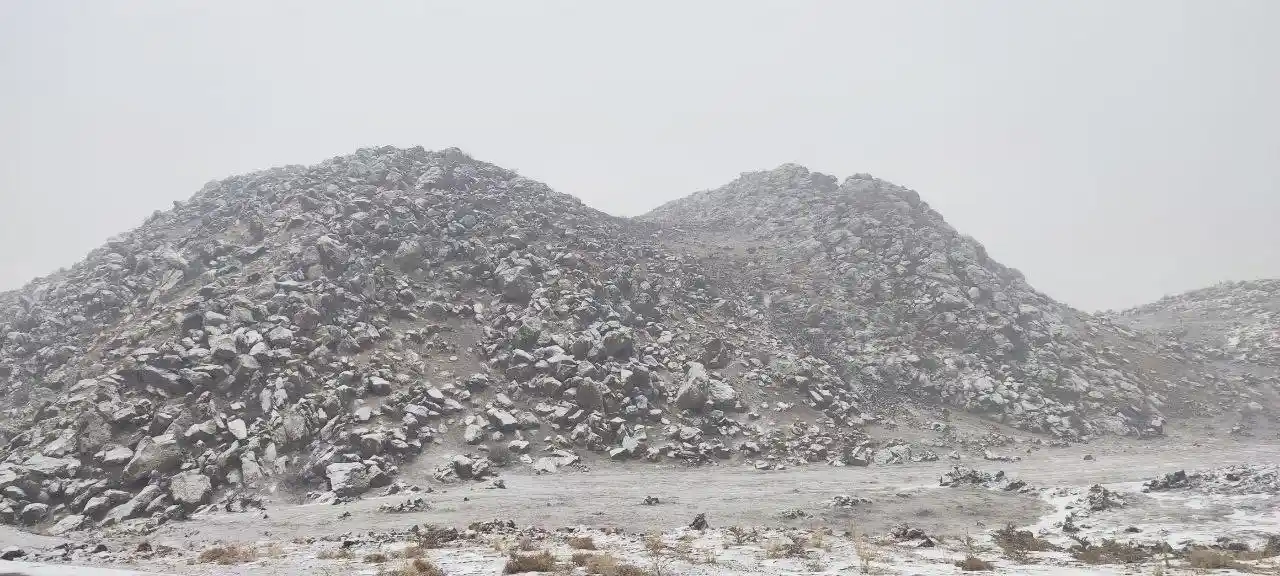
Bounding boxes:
[938,466,1030,492]
[0,146,1263,533]
[1144,465,1279,496]
[1118,280,1280,368]
[1105,281,1280,419]
[641,165,1168,439]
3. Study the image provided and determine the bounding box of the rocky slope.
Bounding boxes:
[1106,280,1280,420]
[1116,279,1280,368]
[641,165,1169,438]
[0,147,1265,535]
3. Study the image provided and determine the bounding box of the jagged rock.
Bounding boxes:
[122,435,181,482]
[100,445,134,466]
[169,472,213,508]
[46,514,86,535]
[0,144,1272,535]
[326,463,371,496]
[228,419,248,441]
[19,503,48,524]
[101,484,162,525]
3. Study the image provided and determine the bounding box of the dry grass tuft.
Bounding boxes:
[726,526,759,545]
[197,543,258,565]
[503,550,557,574]
[317,547,354,560]
[1070,537,1161,565]
[567,535,597,550]
[766,534,810,559]
[578,553,654,576]
[1186,548,1249,571]
[955,554,995,571]
[381,558,447,576]
[993,524,1059,562]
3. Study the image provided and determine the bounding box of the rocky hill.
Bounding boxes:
[1106,280,1280,419]
[641,165,1168,437]
[0,147,1265,535]
[1116,279,1280,368]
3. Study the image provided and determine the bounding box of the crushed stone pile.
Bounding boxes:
[0,147,1272,533]
[1144,465,1279,496]
[641,165,1172,439]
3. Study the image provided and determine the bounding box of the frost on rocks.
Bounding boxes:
[0,146,1272,532]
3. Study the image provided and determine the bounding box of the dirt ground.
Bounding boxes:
[0,420,1274,575]
[118,425,1280,547]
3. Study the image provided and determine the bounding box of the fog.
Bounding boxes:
[2,0,1277,310]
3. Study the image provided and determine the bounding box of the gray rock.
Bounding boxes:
[46,514,86,535]
[228,418,248,440]
[19,503,48,524]
[101,484,162,525]
[169,472,212,508]
[100,445,134,466]
[326,462,370,495]
[123,434,182,482]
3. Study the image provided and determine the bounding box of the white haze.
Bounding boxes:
[1,0,1277,311]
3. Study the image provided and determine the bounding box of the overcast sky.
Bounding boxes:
[2,1,1277,311]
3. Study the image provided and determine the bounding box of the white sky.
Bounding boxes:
[2,1,1277,311]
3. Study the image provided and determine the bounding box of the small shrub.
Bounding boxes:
[1070,537,1161,565]
[766,534,810,559]
[642,534,673,576]
[993,523,1059,562]
[318,547,354,560]
[382,558,447,576]
[197,544,258,565]
[503,550,557,573]
[416,525,461,549]
[956,555,994,571]
[853,535,877,573]
[1187,548,1248,570]
[568,535,597,550]
[727,526,759,545]
[487,443,514,466]
[1262,535,1280,558]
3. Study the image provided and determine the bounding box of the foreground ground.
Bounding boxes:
[0,420,1276,575]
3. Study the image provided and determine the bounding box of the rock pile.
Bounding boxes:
[641,165,1169,438]
[1144,465,1278,496]
[939,466,1029,492]
[0,146,1270,532]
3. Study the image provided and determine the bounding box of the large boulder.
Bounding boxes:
[46,514,86,535]
[325,462,370,496]
[101,484,163,525]
[675,362,736,411]
[169,472,212,509]
[19,503,48,524]
[123,434,182,483]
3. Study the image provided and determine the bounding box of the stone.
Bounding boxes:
[209,334,238,360]
[101,445,134,466]
[228,418,248,440]
[101,484,163,525]
[326,463,370,496]
[19,502,48,524]
[47,514,86,535]
[123,434,182,482]
[463,424,484,445]
[169,472,212,508]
